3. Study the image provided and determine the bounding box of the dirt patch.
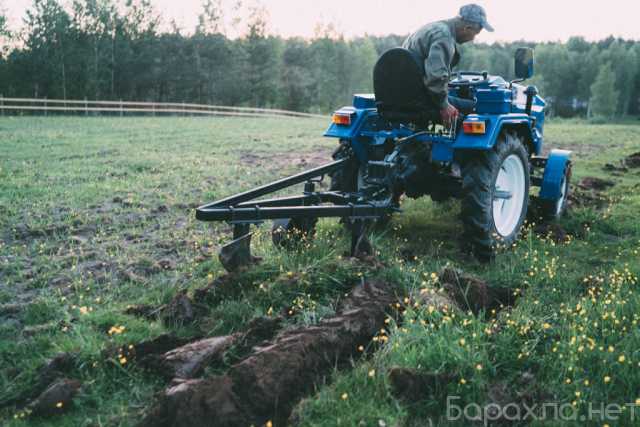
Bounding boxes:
[238,149,333,170]
[533,223,570,244]
[77,259,116,283]
[106,334,195,368]
[568,188,609,210]
[126,292,209,326]
[603,161,629,174]
[484,372,552,424]
[388,367,457,403]
[567,177,615,210]
[193,273,242,304]
[27,378,81,417]
[1,352,77,410]
[439,268,518,315]
[140,281,398,427]
[0,303,28,317]
[161,291,204,327]
[59,149,119,161]
[578,177,615,191]
[233,316,283,352]
[124,303,162,320]
[624,152,640,168]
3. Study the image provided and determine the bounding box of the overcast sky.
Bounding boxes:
[4,0,640,42]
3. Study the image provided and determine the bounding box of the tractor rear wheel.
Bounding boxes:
[460,132,530,261]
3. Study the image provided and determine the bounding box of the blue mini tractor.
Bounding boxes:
[197,47,572,271]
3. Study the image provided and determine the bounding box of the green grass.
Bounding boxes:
[1,116,640,426]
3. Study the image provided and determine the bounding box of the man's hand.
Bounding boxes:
[440,104,459,127]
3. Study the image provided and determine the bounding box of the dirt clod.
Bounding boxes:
[0,303,27,317]
[27,378,81,417]
[124,304,161,320]
[389,367,457,402]
[162,291,198,326]
[533,223,569,244]
[107,334,194,368]
[578,177,615,191]
[439,268,517,314]
[156,335,237,379]
[140,281,397,427]
[603,162,629,174]
[0,352,78,410]
[240,316,283,347]
[624,152,640,168]
[485,372,552,424]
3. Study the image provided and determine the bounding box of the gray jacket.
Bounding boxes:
[402,19,460,109]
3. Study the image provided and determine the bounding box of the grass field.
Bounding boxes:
[1,116,640,426]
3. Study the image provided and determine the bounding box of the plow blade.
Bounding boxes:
[218,225,261,272]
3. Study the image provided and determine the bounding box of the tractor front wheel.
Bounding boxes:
[539,163,571,221]
[460,132,530,261]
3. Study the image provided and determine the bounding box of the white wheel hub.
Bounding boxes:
[493,154,526,237]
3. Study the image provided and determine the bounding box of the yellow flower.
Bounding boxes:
[459,338,466,346]
[358,345,364,352]
[635,398,640,406]
[604,376,611,384]
[475,364,483,371]
[266,421,273,427]
[460,378,467,385]
[368,369,376,378]
[619,355,626,363]
[119,357,127,365]
[542,323,552,330]
[55,402,63,408]
[341,393,348,400]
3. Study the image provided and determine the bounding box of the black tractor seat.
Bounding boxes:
[373,48,475,125]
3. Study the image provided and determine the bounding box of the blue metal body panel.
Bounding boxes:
[353,94,376,109]
[452,113,531,151]
[324,107,370,140]
[539,149,572,201]
[324,75,549,166]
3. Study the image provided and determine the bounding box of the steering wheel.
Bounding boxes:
[449,71,489,87]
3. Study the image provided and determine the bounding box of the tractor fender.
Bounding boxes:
[539,149,572,201]
[324,107,374,140]
[324,108,379,163]
[453,114,536,152]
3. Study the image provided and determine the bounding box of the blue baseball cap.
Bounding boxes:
[459,4,494,32]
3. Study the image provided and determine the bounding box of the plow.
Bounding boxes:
[197,47,572,272]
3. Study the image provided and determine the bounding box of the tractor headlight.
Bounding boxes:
[462,120,486,135]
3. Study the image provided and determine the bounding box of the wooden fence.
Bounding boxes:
[0,96,328,120]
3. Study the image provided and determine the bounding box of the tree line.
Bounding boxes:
[0,0,639,118]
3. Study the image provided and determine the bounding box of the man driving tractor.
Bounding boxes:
[402,4,494,126]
